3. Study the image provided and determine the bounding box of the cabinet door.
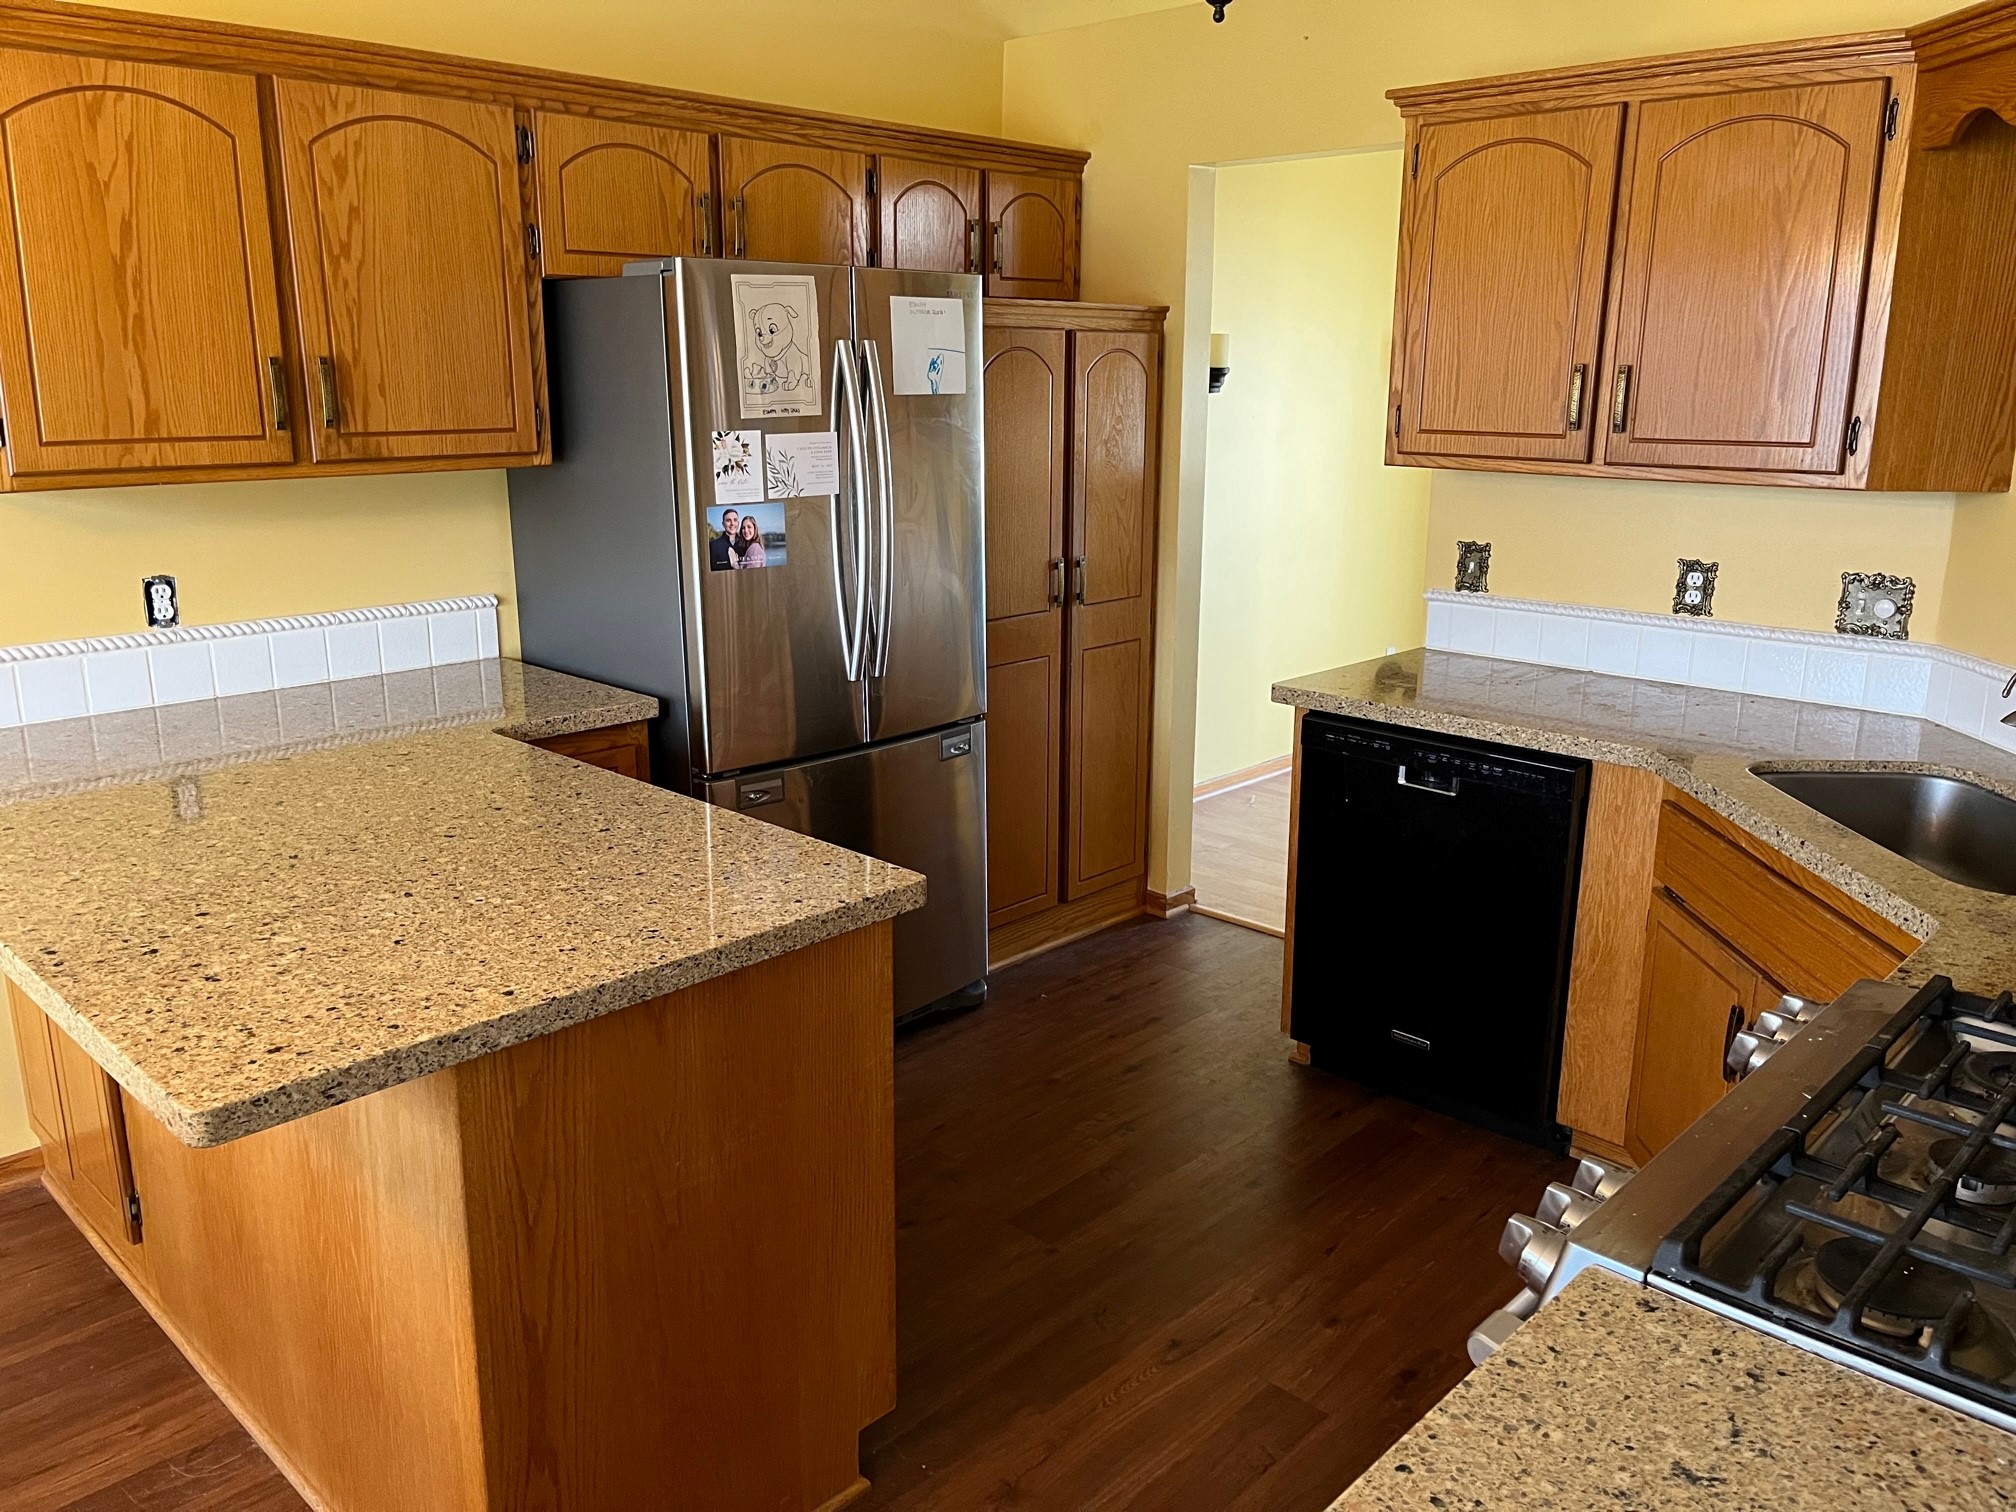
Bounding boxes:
[1064,328,1158,900]
[986,171,1079,299]
[1396,106,1622,462]
[1602,81,1889,474]
[273,81,542,462]
[46,1017,144,1249]
[0,50,292,477]
[1628,891,1760,1159]
[532,112,714,275]
[878,156,981,273]
[719,137,869,265]
[4,977,67,1167]
[983,327,1068,926]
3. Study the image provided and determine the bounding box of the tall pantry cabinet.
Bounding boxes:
[982,301,1165,967]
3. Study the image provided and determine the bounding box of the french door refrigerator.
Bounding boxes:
[508,258,988,1019]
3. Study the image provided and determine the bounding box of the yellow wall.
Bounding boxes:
[1939,489,2016,664]
[1003,0,1989,894]
[1193,152,1428,783]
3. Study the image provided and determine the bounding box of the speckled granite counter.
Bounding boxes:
[0,660,924,1146]
[1330,1268,2016,1509]
[1274,648,2016,993]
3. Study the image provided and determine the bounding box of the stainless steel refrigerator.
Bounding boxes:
[508,258,987,1019]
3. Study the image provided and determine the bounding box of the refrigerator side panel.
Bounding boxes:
[508,277,691,786]
[671,258,868,776]
[706,724,988,1017]
[852,267,987,743]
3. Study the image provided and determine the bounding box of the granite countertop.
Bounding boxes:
[0,660,925,1147]
[1330,1267,2016,1510]
[1274,647,2016,994]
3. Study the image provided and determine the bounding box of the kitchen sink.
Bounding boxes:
[1751,768,2016,895]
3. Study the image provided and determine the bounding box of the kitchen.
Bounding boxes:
[7,0,2016,1509]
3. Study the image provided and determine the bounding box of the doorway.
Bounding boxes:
[1188,148,1430,935]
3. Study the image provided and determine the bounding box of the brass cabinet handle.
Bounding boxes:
[967,218,981,274]
[1722,1003,1746,1083]
[991,220,1004,275]
[1073,555,1087,606]
[1610,365,1633,434]
[1048,556,1065,606]
[697,191,712,256]
[317,356,338,429]
[1566,363,1587,431]
[266,356,288,431]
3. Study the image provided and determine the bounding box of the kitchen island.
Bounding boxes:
[0,659,924,1512]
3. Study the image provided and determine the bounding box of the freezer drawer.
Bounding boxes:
[706,722,988,1018]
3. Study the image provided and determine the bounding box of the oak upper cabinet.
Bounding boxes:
[1395,106,1622,462]
[1603,82,1888,474]
[531,112,715,273]
[983,303,1162,961]
[982,325,1068,927]
[719,136,870,265]
[1627,892,1766,1160]
[878,156,982,273]
[272,81,543,463]
[1387,15,2016,492]
[0,50,293,478]
[986,171,1079,299]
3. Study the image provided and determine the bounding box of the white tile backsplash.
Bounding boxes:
[211,636,275,697]
[83,648,153,714]
[0,668,17,727]
[1417,590,2016,755]
[148,641,216,706]
[428,609,481,665]
[16,656,88,723]
[325,622,383,681]
[378,616,431,674]
[270,628,332,689]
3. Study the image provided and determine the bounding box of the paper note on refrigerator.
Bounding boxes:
[732,274,823,419]
[710,429,765,504]
[766,431,841,499]
[889,296,968,396]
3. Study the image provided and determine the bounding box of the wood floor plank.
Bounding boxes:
[0,911,1564,1512]
[1191,773,1293,936]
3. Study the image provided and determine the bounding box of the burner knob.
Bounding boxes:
[1571,1156,1632,1199]
[1467,1309,1525,1366]
[1499,1213,1568,1291]
[1727,1027,1768,1080]
[1753,1010,1800,1042]
[1537,1181,1601,1230]
[1775,993,1828,1022]
[1504,1286,1542,1320]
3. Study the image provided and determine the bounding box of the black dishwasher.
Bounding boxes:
[1288,712,1589,1150]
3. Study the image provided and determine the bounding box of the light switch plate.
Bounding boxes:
[1672,559,1718,617]
[1837,571,1915,640]
[1454,540,1491,594]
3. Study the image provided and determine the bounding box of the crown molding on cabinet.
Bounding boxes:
[983,298,1169,333]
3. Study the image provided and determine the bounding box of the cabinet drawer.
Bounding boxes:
[1653,798,1908,999]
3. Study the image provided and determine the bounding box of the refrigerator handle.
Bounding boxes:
[861,338,897,679]
[831,341,871,682]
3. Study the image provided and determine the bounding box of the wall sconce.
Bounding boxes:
[1208,332,1232,393]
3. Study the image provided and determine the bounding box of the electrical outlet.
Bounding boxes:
[1454,540,1491,594]
[1672,559,1718,617]
[1837,571,1915,640]
[141,574,180,629]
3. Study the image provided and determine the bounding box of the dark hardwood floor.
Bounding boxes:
[0,912,1567,1511]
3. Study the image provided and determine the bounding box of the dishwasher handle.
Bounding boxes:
[1396,763,1460,798]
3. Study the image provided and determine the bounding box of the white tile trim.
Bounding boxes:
[0,596,500,729]
[1424,589,2016,745]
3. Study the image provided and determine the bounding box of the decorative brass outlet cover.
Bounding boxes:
[1673,559,1718,617]
[1837,571,1915,640]
[1454,540,1491,594]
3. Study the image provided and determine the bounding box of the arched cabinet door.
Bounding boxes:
[273,81,542,462]
[1395,104,1623,463]
[878,155,981,273]
[985,170,1079,299]
[0,49,293,476]
[719,136,869,265]
[532,113,714,274]
[1602,81,1889,474]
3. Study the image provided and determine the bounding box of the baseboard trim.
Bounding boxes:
[1145,886,1195,919]
[988,881,1146,971]
[1193,755,1291,800]
[1191,903,1283,939]
[0,1145,43,1187]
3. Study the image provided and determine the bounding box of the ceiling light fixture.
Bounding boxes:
[1208,0,1233,20]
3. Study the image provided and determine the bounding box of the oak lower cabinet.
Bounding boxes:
[1387,10,2016,491]
[0,49,294,479]
[273,82,545,464]
[531,112,715,272]
[982,301,1163,966]
[529,720,653,781]
[720,135,871,265]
